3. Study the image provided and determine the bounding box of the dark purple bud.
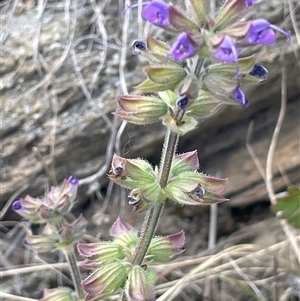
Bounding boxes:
[194,186,205,197]
[12,200,24,211]
[232,87,249,107]
[132,40,147,55]
[128,196,141,206]
[141,0,170,27]
[68,175,79,186]
[249,64,268,80]
[113,167,124,176]
[168,32,196,61]
[245,19,290,45]
[176,95,189,110]
[246,0,258,7]
[23,238,28,245]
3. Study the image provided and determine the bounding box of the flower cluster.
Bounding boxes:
[78,217,185,300]
[119,0,290,132]
[108,152,227,211]
[12,176,86,252]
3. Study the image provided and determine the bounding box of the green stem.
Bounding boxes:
[131,128,179,266]
[64,247,85,299]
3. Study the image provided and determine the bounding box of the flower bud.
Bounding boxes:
[108,154,157,190]
[171,151,200,175]
[110,217,138,249]
[125,266,156,301]
[115,94,168,125]
[40,287,76,301]
[164,171,228,206]
[249,64,268,81]
[147,230,185,262]
[24,233,60,253]
[59,214,87,246]
[12,196,42,221]
[77,242,124,267]
[81,262,127,296]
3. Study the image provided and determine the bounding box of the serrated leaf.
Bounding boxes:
[272,186,300,229]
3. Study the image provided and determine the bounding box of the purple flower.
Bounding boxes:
[141,0,170,26]
[68,175,79,186]
[215,35,241,78]
[168,32,195,61]
[246,0,258,6]
[245,19,290,45]
[232,87,249,107]
[12,199,24,211]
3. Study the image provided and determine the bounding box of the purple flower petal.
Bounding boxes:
[246,0,258,7]
[142,0,170,26]
[232,87,249,107]
[245,19,290,45]
[215,36,240,63]
[215,35,241,78]
[168,32,195,61]
[12,200,24,211]
[68,175,79,186]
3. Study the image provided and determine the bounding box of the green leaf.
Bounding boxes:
[207,55,256,75]
[188,0,207,27]
[146,34,170,56]
[135,78,179,92]
[272,186,300,229]
[145,65,186,85]
[213,0,247,31]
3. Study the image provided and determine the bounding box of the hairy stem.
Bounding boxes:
[64,248,85,299]
[131,128,179,266]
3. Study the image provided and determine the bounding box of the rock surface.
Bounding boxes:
[1,0,299,214]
